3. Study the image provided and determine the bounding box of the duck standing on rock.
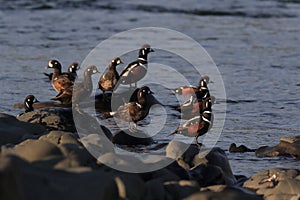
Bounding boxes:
[44,61,79,81]
[98,57,122,93]
[51,65,99,105]
[46,60,75,93]
[171,98,213,145]
[119,44,154,88]
[105,86,154,131]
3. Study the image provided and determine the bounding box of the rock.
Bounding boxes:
[185,185,263,200]
[166,141,191,160]
[189,164,227,187]
[255,136,300,158]
[80,133,115,159]
[189,147,237,186]
[166,161,190,180]
[55,143,96,169]
[111,173,146,200]
[0,155,125,200]
[112,130,154,145]
[39,131,97,169]
[2,139,62,163]
[229,143,256,153]
[39,131,80,145]
[97,152,146,173]
[243,168,300,200]
[17,108,76,132]
[164,180,200,200]
[0,113,46,145]
[144,179,166,200]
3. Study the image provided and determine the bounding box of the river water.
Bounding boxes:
[0,0,300,176]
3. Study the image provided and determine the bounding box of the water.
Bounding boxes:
[1,0,300,176]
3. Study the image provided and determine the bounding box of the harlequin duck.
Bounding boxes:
[46,60,75,93]
[44,61,79,81]
[119,44,154,88]
[172,76,210,95]
[176,95,214,113]
[17,95,39,117]
[68,62,80,79]
[129,86,162,108]
[51,65,99,105]
[170,99,213,145]
[23,95,39,113]
[107,86,154,130]
[98,57,122,93]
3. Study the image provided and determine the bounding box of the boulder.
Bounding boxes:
[243,168,300,200]
[0,113,46,145]
[1,139,62,163]
[255,136,300,158]
[164,180,200,200]
[17,108,75,132]
[229,143,256,153]
[189,147,237,186]
[112,130,154,145]
[185,185,263,200]
[0,155,140,200]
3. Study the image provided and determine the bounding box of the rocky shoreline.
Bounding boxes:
[1,112,299,200]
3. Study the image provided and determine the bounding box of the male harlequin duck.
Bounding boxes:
[172,76,210,95]
[46,60,75,93]
[129,86,162,108]
[119,44,154,88]
[171,98,213,145]
[179,96,215,112]
[68,62,80,79]
[98,57,122,93]
[51,65,99,105]
[23,95,39,113]
[107,86,154,131]
[17,95,39,117]
[44,61,79,81]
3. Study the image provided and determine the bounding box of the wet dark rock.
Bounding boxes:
[229,143,256,153]
[185,185,263,200]
[112,130,154,145]
[0,155,146,200]
[243,168,300,200]
[187,147,237,186]
[0,113,46,145]
[189,163,227,187]
[17,108,76,132]
[255,136,300,158]
[164,180,200,200]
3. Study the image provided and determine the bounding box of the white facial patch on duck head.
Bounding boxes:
[48,61,54,68]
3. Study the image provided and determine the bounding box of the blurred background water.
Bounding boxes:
[0,0,299,176]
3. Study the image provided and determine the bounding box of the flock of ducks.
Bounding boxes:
[21,44,214,145]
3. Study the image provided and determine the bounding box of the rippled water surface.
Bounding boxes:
[1,0,300,176]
